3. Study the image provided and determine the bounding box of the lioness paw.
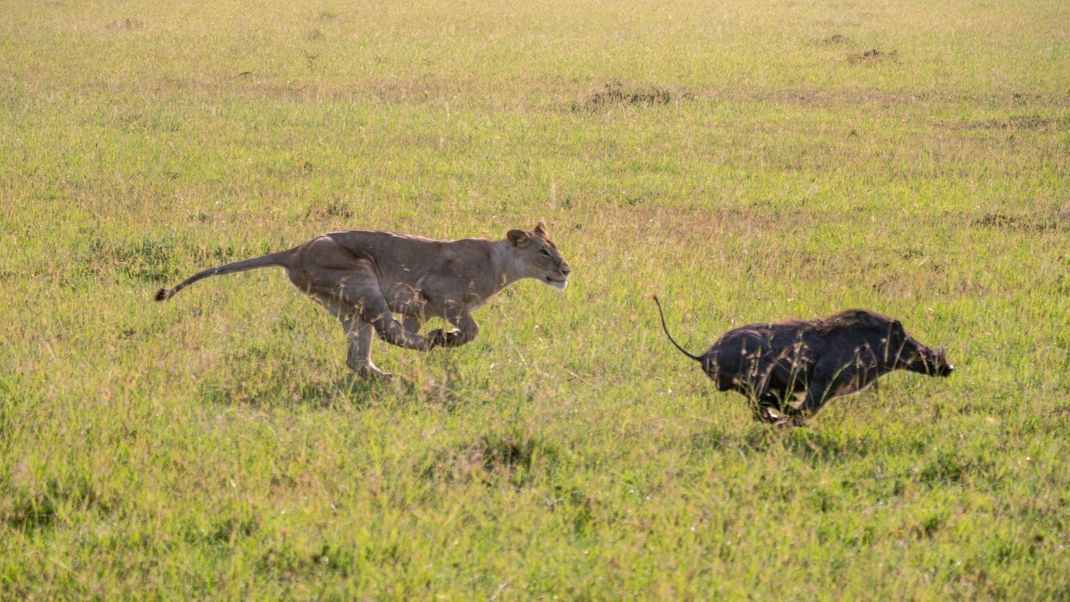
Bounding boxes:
[427,328,466,348]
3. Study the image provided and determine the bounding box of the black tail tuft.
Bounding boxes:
[154,288,169,302]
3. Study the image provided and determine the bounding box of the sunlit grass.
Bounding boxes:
[1,0,1069,598]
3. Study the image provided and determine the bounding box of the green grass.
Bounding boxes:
[2,0,1069,598]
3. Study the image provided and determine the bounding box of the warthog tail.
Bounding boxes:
[154,250,293,302]
[652,295,704,362]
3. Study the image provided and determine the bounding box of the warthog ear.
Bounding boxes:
[892,319,905,333]
[935,345,946,357]
[534,220,548,237]
[507,229,532,247]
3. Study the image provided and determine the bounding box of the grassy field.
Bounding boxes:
[2,0,1070,598]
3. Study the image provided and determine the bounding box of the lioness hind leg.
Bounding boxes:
[313,260,434,352]
[320,296,391,380]
[341,316,391,380]
[355,295,434,351]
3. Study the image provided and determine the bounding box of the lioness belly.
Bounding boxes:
[383,282,429,317]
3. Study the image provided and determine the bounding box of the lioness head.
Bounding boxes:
[506,220,571,290]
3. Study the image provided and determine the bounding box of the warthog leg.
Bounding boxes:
[401,315,423,335]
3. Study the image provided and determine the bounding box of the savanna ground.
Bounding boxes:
[2,0,1069,598]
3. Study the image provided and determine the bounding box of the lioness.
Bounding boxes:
[155,221,571,379]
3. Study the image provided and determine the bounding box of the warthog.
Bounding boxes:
[653,296,953,425]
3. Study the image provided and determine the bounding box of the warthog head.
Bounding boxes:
[887,320,954,377]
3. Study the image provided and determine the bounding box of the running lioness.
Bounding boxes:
[155,221,571,379]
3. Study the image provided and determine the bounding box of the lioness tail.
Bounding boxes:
[154,250,293,302]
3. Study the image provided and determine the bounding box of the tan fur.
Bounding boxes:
[155,222,571,379]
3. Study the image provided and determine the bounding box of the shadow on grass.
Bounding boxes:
[197,373,420,408]
[689,425,880,463]
[2,477,111,533]
[420,429,564,488]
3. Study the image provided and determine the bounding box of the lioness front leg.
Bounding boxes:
[428,309,479,349]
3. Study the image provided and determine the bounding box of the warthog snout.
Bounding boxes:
[900,340,955,377]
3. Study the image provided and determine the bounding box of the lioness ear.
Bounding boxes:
[507,229,532,247]
[534,220,548,237]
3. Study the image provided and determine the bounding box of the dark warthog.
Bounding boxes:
[653,296,953,425]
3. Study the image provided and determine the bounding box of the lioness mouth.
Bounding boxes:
[545,276,568,290]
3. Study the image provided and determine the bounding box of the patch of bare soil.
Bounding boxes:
[106,17,144,30]
[570,80,690,112]
[959,115,1070,131]
[848,48,897,64]
[972,211,1066,232]
[303,198,354,221]
[847,49,898,64]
